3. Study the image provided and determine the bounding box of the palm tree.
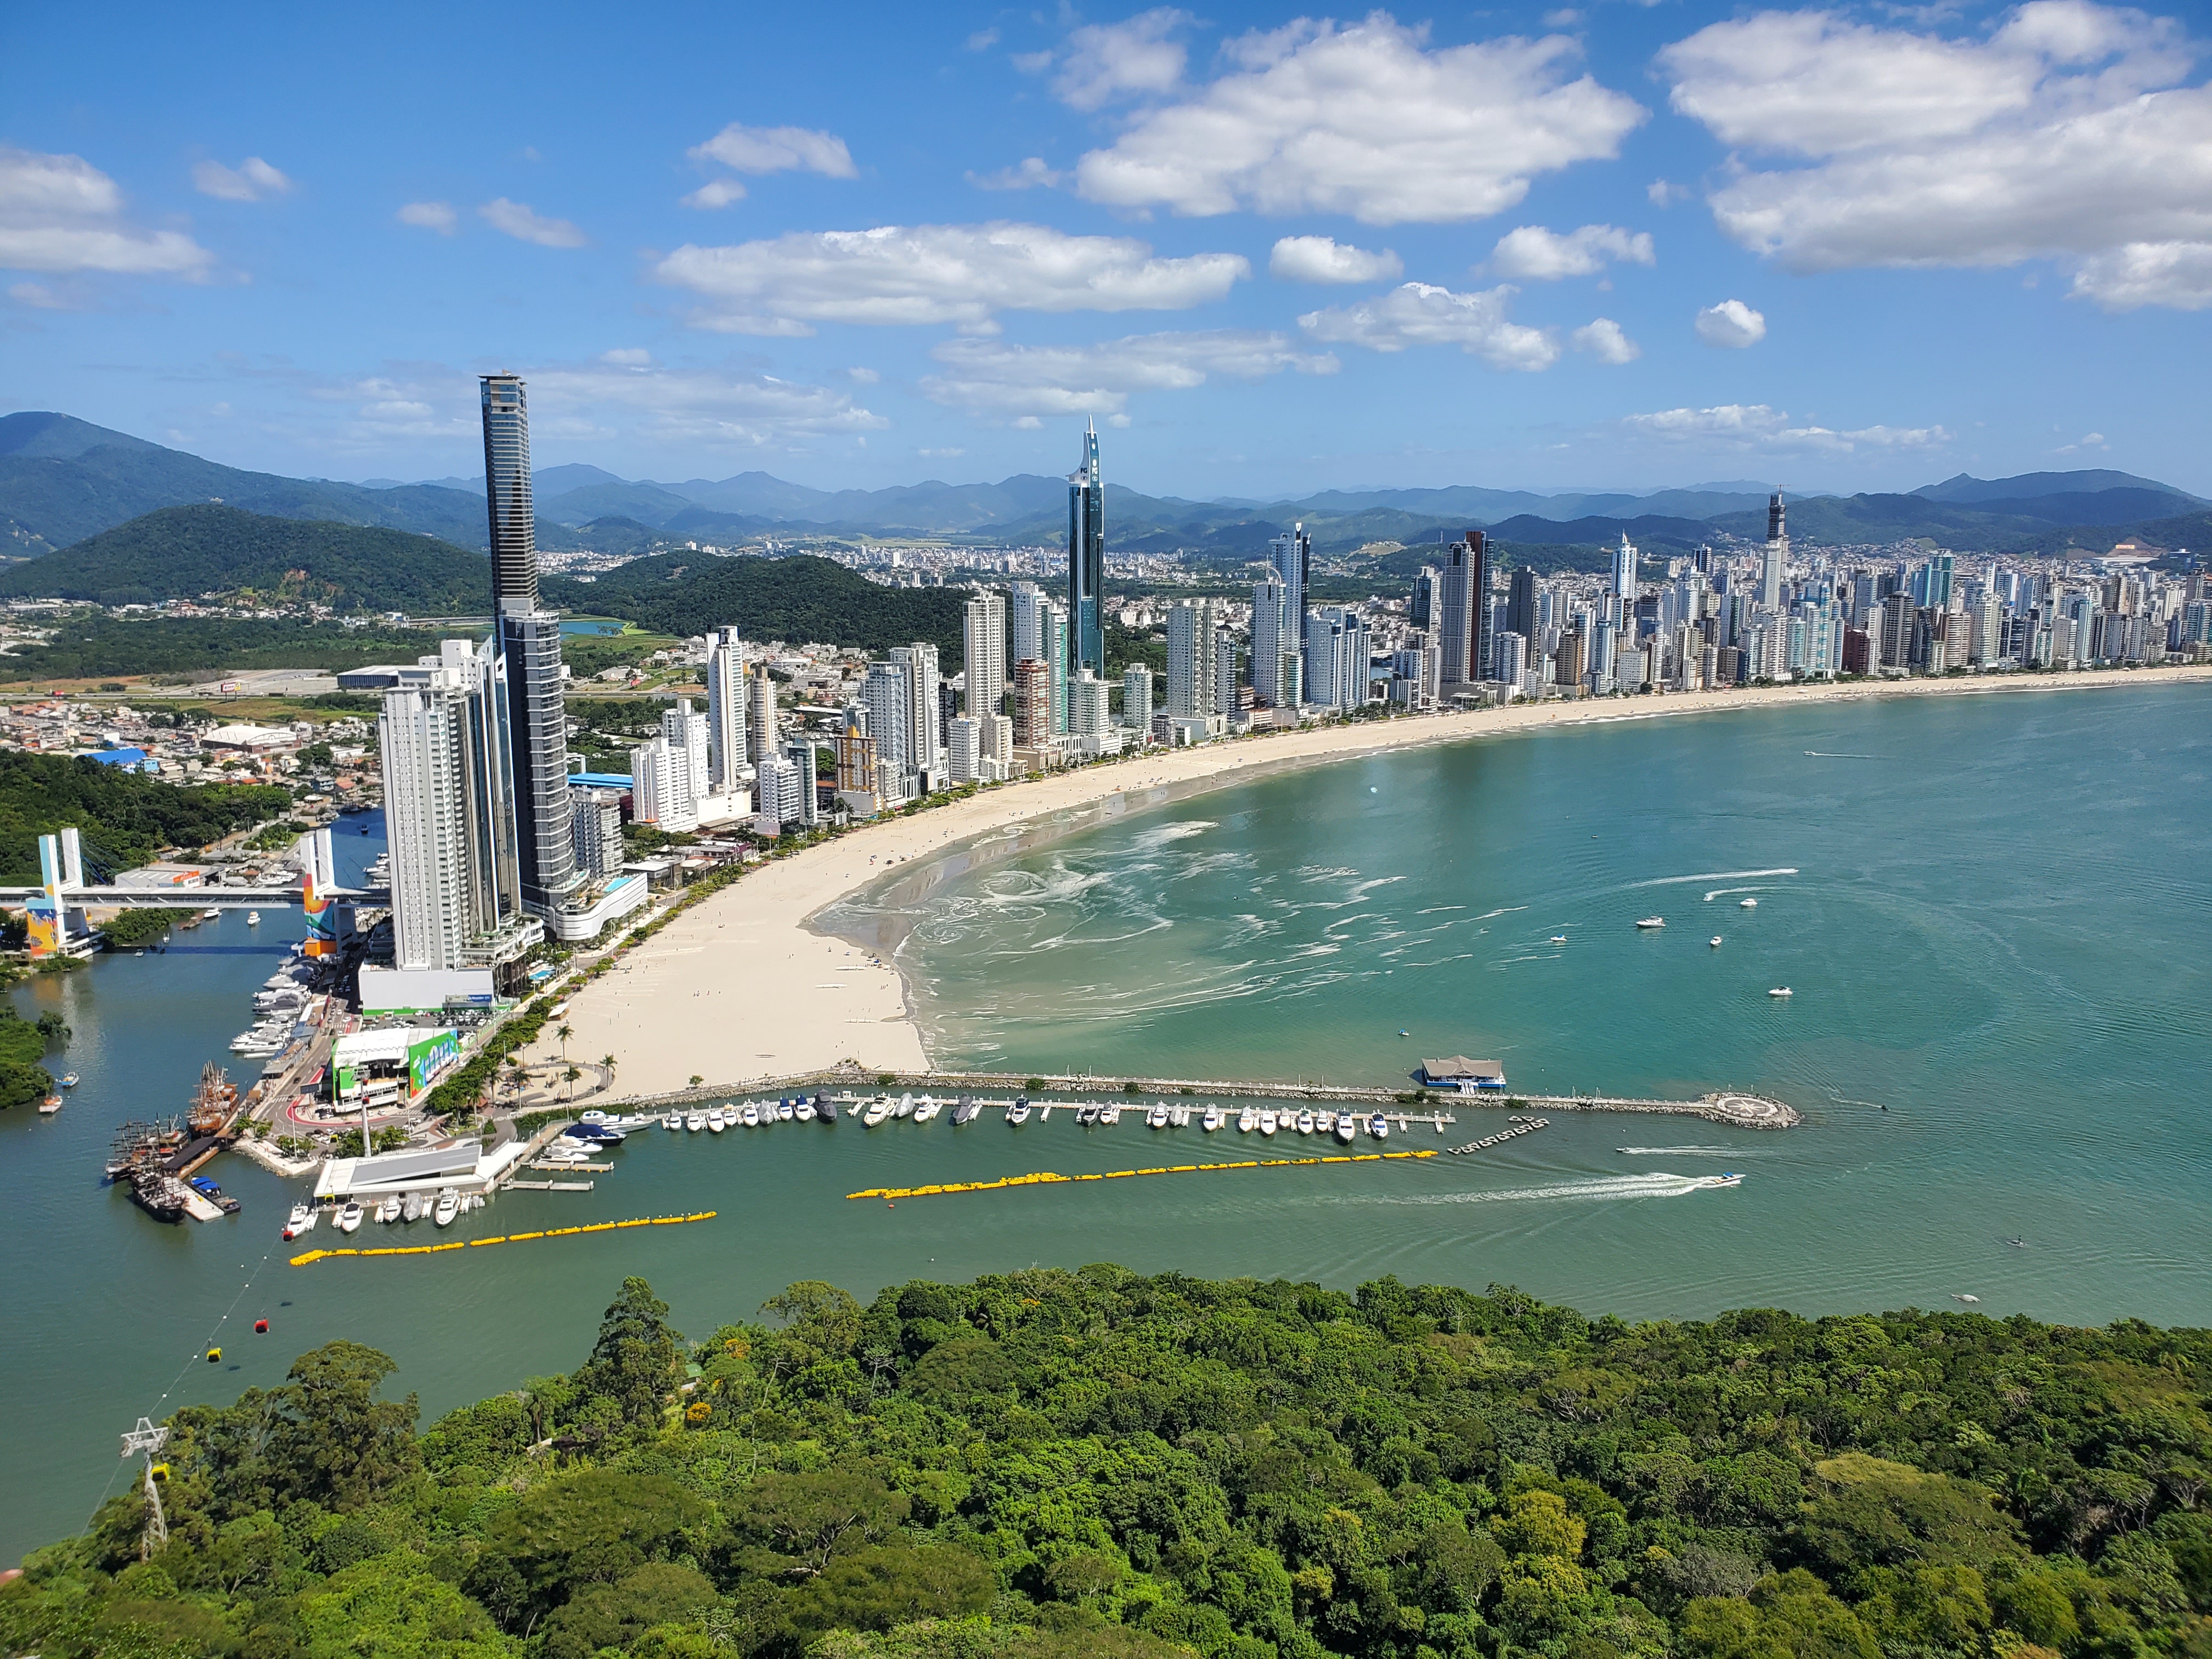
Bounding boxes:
[555,1023,574,1058]
[602,1054,617,1082]
[563,1065,581,1101]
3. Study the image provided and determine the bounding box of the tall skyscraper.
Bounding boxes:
[1762,490,1788,611]
[963,591,1006,718]
[891,644,943,781]
[1164,600,1218,719]
[481,375,580,917]
[380,638,532,971]
[1068,423,1106,677]
[1611,533,1638,601]
[746,667,777,764]
[1252,578,1296,707]
[1008,581,1045,667]
[1121,665,1153,730]
[1043,602,1070,735]
[1437,531,1487,690]
[1009,659,1051,747]
[859,661,912,782]
[1268,522,1311,695]
[1506,566,1539,648]
[703,628,747,791]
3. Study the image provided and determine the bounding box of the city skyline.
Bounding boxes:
[4,2,2209,499]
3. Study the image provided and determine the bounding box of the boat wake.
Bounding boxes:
[1615,1146,1771,1156]
[1128,820,1216,852]
[1629,867,1798,890]
[1359,1172,1737,1206]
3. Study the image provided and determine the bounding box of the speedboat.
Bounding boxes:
[1710,936,1723,947]
[1296,1109,1316,1135]
[580,1109,607,1122]
[776,1099,794,1122]
[403,1192,426,1222]
[1636,916,1665,929]
[1334,1113,1358,1144]
[1098,1104,1120,1126]
[432,1189,459,1227]
[1258,1110,1277,1137]
[1701,1172,1745,1188]
[862,1096,891,1127]
[684,1110,707,1131]
[1147,1104,1169,1129]
[706,1107,727,1132]
[246,911,261,926]
[1769,986,1793,998]
[741,1103,760,1127]
[1549,935,1566,944]
[1075,1104,1098,1126]
[1237,1107,1257,1133]
[374,1195,401,1224]
[795,1099,816,1122]
[1368,1114,1390,1141]
[60,1072,80,1088]
[662,1113,681,1130]
[913,1096,941,1122]
[1202,1104,1222,1131]
[1007,1099,1031,1124]
[284,1201,315,1238]
[336,1201,364,1234]
[1740,897,1758,908]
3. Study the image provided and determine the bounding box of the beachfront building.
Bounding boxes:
[892,644,945,786]
[1164,600,1220,723]
[1068,422,1106,679]
[1010,659,1052,748]
[1437,531,1488,694]
[1121,666,1153,731]
[1303,607,1372,714]
[746,666,777,764]
[572,788,624,878]
[1268,523,1310,698]
[1762,491,1788,611]
[964,591,1006,718]
[703,628,747,790]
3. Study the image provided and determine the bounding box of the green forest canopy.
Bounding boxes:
[0,751,290,883]
[0,616,438,684]
[8,1269,2206,1659]
[0,505,489,612]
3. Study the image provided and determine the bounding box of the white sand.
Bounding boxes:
[532,665,2212,1100]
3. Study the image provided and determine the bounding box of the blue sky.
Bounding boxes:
[4,0,2209,500]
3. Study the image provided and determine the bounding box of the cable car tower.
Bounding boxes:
[120,1415,170,1558]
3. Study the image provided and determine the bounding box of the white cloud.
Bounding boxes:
[1297,282,1558,370]
[600,348,652,365]
[0,146,212,278]
[478,198,588,247]
[656,221,1249,334]
[8,280,71,308]
[921,328,1336,419]
[1658,2,2212,307]
[1053,9,1193,110]
[2070,240,2212,309]
[682,179,748,210]
[966,28,999,51]
[967,157,1065,191]
[1571,318,1641,363]
[396,200,457,233]
[2055,428,2112,451]
[1490,223,1654,279]
[918,446,967,458]
[1268,235,1403,283]
[688,122,857,179]
[1694,298,1768,347]
[526,357,885,445]
[1623,403,1949,452]
[192,156,292,202]
[1647,178,1690,207]
[1073,14,1645,224]
[847,366,881,383]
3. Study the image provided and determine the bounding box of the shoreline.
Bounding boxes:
[532,664,2212,1101]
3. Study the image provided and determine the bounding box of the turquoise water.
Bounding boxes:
[4,685,2207,1564]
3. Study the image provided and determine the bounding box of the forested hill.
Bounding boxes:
[0,506,488,612]
[10,1270,2207,1659]
[545,554,970,668]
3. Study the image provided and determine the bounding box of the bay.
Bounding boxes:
[3,683,2207,1565]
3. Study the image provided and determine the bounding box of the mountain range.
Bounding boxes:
[4,410,2206,565]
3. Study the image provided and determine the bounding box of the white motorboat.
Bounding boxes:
[1636,916,1666,929]
[1741,897,1758,908]
[914,1096,941,1122]
[433,1189,459,1227]
[777,1099,794,1121]
[741,1103,761,1127]
[684,1110,707,1131]
[1202,1104,1222,1131]
[1147,1104,1170,1129]
[284,1201,315,1238]
[1769,986,1793,998]
[663,1113,681,1130]
[707,1107,727,1132]
[1100,1103,1122,1125]
[1237,1107,1257,1133]
[1296,1109,1316,1135]
[895,1092,914,1119]
[374,1195,401,1224]
[580,1109,607,1122]
[1710,936,1723,947]
[1335,1114,1358,1144]
[336,1201,364,1234]
[1368,1114,1391,1141]
[245,911,262,926]
[1258,1110,1277,1137]
[862,1096,892,1127]
[1007,1099,1031,1124]
[795,1099,816,1122]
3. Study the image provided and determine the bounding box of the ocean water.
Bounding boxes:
[3,685,2207,1564]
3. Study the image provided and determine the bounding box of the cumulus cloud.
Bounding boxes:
[1298,282,1558,370]
[1571,318,1641,363]
[1074,14,1645,224]
[1623,403,1949,452]
[1658,2,2212,307]
[192,156,292,202]
[967,157,1065,191]
[478,198,588,247]
[2070,240,2212,309]
[921,327,1336,419]
[397,200,457,233]
[1695,298,1767,347]
[1490,223,1654,279]
[0,145,212,278]
[683,179,748,210]
[1268,235,1403,283]
[689,122,857,179]
[527,356,885,445]
[655,221,1249,334]
[1051,9,1193,110]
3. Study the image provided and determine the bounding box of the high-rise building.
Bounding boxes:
[1611,533,1638,601]
[1068,422,1105,678]
[572,789,623,879]
[891,643,944,782]
[782,736,822,828]
[1121,665,1153,730]
[1437,532,1488,689]
[480,375,580,917]
[703,628,747,790]
[1070,669,1111,736]
[1506,566,1539,648]
[1214,628,1242,719]
[1555,629,1587,692]
[1164,600,1218,719]
[1010,658,1052,747]
[1252,578,1296,707]
[754,753,803,831]
[859,661,913,783]
[661,698,709,805]
[1009,581,1045,668]
[1409,566,1438,631]
[745,667,777,765]
[380,637,535,972]
[1761,491,1788,611]
[963,591,1006,717]
[1268,522,1311,692]
[946,716,983,783]
[630,733,698,832]
[1492,629,1527,689]
[1043,602,1070,735]
[1302,607,1371,712]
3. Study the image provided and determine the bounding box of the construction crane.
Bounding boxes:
[119,1415,171,1559]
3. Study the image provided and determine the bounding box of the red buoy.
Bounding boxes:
[254,1318,269,1334]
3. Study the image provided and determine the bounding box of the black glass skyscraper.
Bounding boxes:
[1068,421,1105,678]
[481,375,580,916]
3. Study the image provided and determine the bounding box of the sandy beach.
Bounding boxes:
[532,665,2212,1099]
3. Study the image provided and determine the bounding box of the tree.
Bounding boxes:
[575,1277,681,1427]
[263,1341,419,1511]
[554,1023,573,1056]
[732,1470,911,1575]
[562,1064,580,1101]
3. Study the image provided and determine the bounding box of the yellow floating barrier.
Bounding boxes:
[848,1152,1435,1202]
[291,1210,716,1266]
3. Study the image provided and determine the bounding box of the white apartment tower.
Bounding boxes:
[1164,600,1219,719]
[745,667,777,765]
[703,628,747,790]
[963,591,1006,718]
